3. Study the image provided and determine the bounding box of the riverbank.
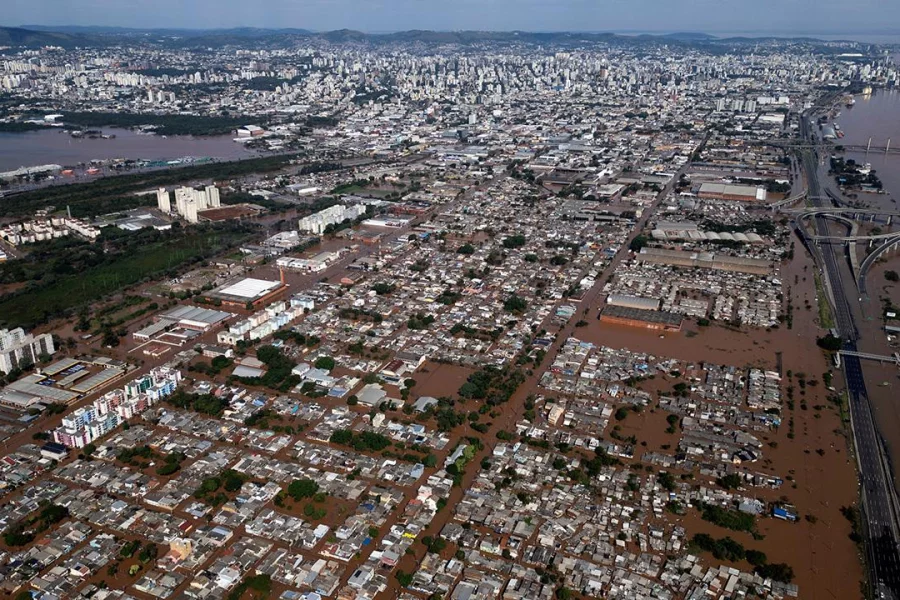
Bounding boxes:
[839,89,900,208]
[0,127,257,173]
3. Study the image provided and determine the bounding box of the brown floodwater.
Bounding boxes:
[580,246,865,598]
[838,89,900,211]
[0,127,255,172]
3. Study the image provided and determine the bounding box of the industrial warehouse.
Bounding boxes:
[651,221,767,244]
[636,247,774,275]
[0,356,130,409]
[697,182,768,202]
[204,277,287,308]
[599,304,684,331]
[133,305,234,342]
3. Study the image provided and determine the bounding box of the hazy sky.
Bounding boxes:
[5,0,900,34]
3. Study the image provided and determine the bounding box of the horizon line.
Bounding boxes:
[10,24,900,37]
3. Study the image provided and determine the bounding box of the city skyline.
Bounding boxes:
[4,0,900,38]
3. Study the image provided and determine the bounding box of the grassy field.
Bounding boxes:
[814,271,836,330]
[0,228,251,328]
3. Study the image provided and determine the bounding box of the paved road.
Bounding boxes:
[800,111,900,599]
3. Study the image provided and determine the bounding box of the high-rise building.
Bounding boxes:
[156,187,171,213]
[174,187,193,216]
[0,328,55,374]
[206,185,221,208]
[196,188,209,211]
[184,200,199,224]
[171,185,220,221]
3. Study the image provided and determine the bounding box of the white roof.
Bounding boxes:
[218,278,281,299]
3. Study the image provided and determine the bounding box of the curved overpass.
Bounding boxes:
[795,208,900,242]
[858,235,900,297]
[792,207,899,218]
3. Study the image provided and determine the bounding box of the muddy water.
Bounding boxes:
[583,246,864,598]
[839,89,900,211]
[413,362,475,398]
[0,127,255,171]
[858,255,900,492]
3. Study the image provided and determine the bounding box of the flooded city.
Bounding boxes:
[0,15,899,600]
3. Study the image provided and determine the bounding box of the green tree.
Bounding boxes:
[629,235,649,252]
[287,478,320,501]
[503,294,528,314]
[816,334,842,352]
[314,356,336,371]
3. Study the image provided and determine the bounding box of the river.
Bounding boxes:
[0,127,257,173]
[837,86,900,494]
[838,88,900,205]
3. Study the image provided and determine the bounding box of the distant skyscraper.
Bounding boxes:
[170,185,219,221]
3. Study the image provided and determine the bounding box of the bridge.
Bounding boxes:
[767,188,807,210]
[859,236,900,297]
[785,207,899,217]
[791,206,900,292]
[840,349,900,366]
[774,144,899,154]
[792,207,900,242]
[765,138,898,155]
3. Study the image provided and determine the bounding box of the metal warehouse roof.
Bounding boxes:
[163,306,232,325]
[217,278,282,299]
[606,294,661,311]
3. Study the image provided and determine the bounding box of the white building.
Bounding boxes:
[205,185,221,208]
[157,187,171,213]
[171,185,220,222]
[298,204,367,234]
[0,328,56,374]
[51,367,181,448]
[184,200,199,224]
